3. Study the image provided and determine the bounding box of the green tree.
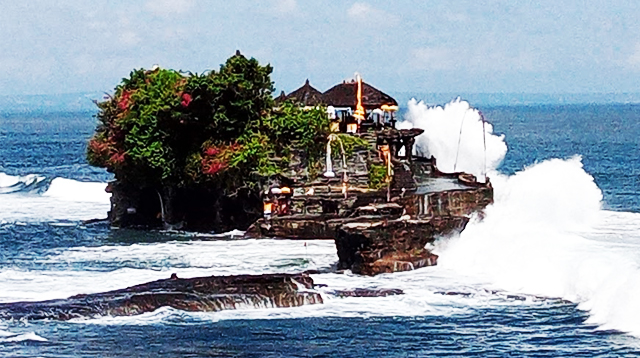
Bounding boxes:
[87,52,330,228]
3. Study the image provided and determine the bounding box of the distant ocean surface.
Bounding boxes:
[1,103,640,357]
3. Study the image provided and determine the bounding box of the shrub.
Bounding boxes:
[88,52,330,194]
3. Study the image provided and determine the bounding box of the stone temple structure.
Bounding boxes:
[248,76,493,275]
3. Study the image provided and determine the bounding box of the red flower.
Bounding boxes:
[88,138,105,154]
[201,158,227,175]
[118,90,132,110]
[181,93,192,107]
[109,151,126,165]
[204,147,219,156]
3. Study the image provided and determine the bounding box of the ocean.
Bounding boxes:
[1,101,640,357]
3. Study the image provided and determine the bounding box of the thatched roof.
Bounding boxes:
[281,79,325,106]
[322,80,397,109]
[275,90,288,104]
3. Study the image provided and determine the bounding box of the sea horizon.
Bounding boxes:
[2,92,640,114]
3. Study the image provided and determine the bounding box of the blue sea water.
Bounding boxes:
[1,103,640,357]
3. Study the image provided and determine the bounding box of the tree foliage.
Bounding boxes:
[87,52,330,193]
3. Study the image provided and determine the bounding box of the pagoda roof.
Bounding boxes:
[275,90,288,104]
[322,80,397,109]
[281,79,325,106]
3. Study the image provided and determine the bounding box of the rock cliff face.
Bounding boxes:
[336,216,468,275]
[0,274,321,321]
[107,182,262,232]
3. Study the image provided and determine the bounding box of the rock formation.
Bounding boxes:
[246,129,494,275]
[0,274,321,321]
[0,273,411,321]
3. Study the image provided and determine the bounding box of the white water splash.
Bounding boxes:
[437,156,640,336]
[0,172,110,223]
[0,332,48,343]
[398,98,507,182]
[43,177,110,203]
[0,172,46,194]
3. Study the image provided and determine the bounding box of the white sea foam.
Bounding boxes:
[398,98,508,182]
[437,156,640,336]
[0,173,22,188]
[0,239,338,303]
[0,173,110,222]
[0,237,553,327]
[0,326,47,343]
[0,172,46,194]
[43,178,110,203]
[0,332,48,343]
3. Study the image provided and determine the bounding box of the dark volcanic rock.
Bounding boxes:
[337,216,469,275]
[330,288,404,297]
[107,181,262,232]
[0,273,322,321]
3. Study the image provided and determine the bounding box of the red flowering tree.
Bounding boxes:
[87,52,329,229]
[88,53,277,189]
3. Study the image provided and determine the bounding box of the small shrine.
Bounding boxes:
[278,74,399,133]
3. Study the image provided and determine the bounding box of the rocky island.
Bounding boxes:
[88,52,491,275]
[8,51,495,320]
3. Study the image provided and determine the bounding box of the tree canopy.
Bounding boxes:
[87,52,330,193]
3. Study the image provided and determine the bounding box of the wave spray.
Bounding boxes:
[401,97,640,336]
[398,98,508,181]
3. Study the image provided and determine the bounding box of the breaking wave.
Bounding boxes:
[0,330,47,343]
[0,172,110,223]
[43,177,111,203]
[437,156,640,336]
[397,98,640,336]
[398,98,508,182]
[0,172,49,194]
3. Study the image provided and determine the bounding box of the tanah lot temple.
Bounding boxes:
[275,75,399,133]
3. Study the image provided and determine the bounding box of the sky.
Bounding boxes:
[1,0,640,96]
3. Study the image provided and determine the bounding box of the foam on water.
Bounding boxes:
[0,332,48,343]
[0,239,337,302]
[0,172,47,194]
[0,237,560,328]
[0,172,110,223]
[43,177,111,203]
[0,325,47,343]
[437,156,640,336]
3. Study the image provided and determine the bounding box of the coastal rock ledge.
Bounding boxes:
[0,274,322,321]
[0,273,408,320]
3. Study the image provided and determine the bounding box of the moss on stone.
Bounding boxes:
[368,163,389,189]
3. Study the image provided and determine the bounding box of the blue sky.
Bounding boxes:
[1,0,639,96]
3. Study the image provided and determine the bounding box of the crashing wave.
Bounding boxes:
[0,172,49,194]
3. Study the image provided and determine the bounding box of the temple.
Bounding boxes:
[277,76,399,132]
[102,71,493,276]
[247,75,493,275]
